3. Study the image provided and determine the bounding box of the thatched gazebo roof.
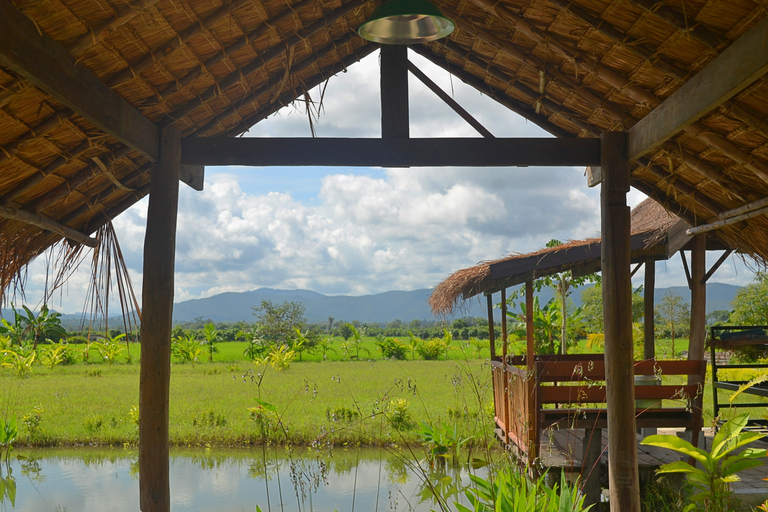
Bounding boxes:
[2,0,768,296]
[429,198,729,315]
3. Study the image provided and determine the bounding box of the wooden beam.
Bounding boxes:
[687,234,707,449]
[628,16,768,161]
[181,137,601,167]
[644,259,655,360]
[525,279,538,460]
[139,127,181,512]
[487,294,496,360]
[407,60,494,138]
[381,46,409,139]
[0,205,98,247]
[702,250,733,284]
[0,1,159,161]
[600,131,641,511]
[409,44,574,139]
[180,166,204,192]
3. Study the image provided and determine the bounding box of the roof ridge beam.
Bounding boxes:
[0,1,160,161]
[628,15,768,162]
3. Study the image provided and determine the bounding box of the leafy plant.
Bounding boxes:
[38,342,71,370]
[641,413,767,512]
[313,336,337,360]
[0,417,17,464]
[405,331,422,360]
[375,336,407,360]
[20,304,66,349]
[384,398,413,431]
[172,333,204,365]
[91,333,126,365]
[201,323,221,362]
[1,344,36,377]
[456,467,592,512]
[343,324,370,360]
[257,344,295,371]
[415,420,472,465]
[21,406,44,443]
[417,330,453,360]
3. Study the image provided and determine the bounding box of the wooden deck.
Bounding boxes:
[532,427,768,507]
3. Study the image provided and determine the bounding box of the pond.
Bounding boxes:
[0,446,491,511]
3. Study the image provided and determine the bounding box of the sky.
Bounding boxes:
[15,50,758,314]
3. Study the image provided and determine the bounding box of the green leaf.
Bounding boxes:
[711,414,750,458]
[722,457,765,477]
[642,435,710,464]
[655,460,699,475]
[253,398,277,413]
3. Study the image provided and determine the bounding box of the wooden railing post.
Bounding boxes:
[139,126,180,512]
[525,279,538,460]
[501,288,510,445]
[601,131,641,512]
[687,234,707,447]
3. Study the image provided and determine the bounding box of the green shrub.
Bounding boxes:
[384,398,413,431]
[376,337,407,360]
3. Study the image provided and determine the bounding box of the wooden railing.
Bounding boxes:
[492,355,705,461]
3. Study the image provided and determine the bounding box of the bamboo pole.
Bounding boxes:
[601,131,641,512]
[139,127,181,512]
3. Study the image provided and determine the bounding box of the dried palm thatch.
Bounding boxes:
[2,0,768,304]
[429,198,697,316]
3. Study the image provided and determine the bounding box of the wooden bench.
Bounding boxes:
[535,356,705,432]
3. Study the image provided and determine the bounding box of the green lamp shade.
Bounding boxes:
[358,0,455,44]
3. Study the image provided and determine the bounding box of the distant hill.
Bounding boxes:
[0,282,744,327]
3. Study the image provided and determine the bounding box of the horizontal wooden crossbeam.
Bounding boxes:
[180,137,601,167]
[628,15,768,161]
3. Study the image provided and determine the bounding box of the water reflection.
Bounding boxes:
[0,447,488,512]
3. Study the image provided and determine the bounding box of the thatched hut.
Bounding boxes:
[3,0,768,509]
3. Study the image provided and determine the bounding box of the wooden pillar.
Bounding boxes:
[380,45,409,139]
[688,235,707,362]
[487,294,496,360]
[139,127,181,512]
[501,287,509,445]
[687,234,706,447]
[582,427,603,512]
[644,259,655,360]
[601,131,641,512]
[525,279,538,460]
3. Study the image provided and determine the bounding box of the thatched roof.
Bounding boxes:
[428,198,725,315]
[2,0,768,297]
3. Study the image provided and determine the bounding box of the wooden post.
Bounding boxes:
[687,234,707,447]
[380,45,409,139]
[139,127,181,512]
[644,259,655,360]
[601,131,641,512]
[501,287,509,445]
[487,294,496,360]
[582,427,603,512]
[525,279,538,460]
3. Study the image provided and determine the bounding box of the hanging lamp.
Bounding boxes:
[358,0,455,45]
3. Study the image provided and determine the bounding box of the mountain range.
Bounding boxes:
[1,282,744,327]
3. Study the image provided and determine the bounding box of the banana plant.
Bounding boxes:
[641,413,767,512]
[91,333,126,365]
[0,417,17,464]
[202,323,221,362]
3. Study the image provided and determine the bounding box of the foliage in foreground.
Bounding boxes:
[456,468,592,512]
[641,413,767,512]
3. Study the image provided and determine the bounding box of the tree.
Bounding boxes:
[251,300,306,347]
[21,304,67,349]
[655,290,690,357]
[201,323,221,362]
[730,272,768,325]
[580,283,644,335]
[706,310,731,326]
[0,304,26,346]
[506,240,599,354]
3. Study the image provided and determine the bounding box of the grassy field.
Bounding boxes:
[3,334,765,448]
[0,356,495,448]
